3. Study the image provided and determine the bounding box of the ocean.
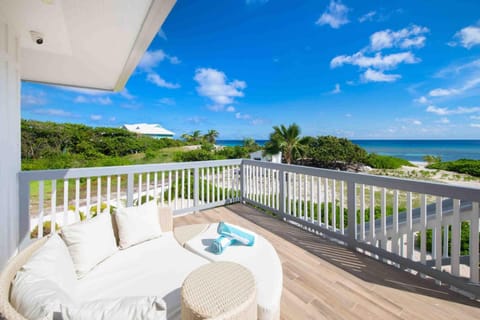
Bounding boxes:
[216,139,480,162]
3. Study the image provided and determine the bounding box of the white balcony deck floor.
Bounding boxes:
[174,203,480,320]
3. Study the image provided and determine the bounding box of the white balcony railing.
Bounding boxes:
[19,159,480,298]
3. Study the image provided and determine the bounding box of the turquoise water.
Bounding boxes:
[216,140,480,162]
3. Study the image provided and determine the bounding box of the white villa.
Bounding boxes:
[123,123,175,139]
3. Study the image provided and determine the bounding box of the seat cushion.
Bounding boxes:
[77,232,209,320]
[184,224,283,320]
[60,296,167,320]
[115,201,163,249]
[61,212,118,278]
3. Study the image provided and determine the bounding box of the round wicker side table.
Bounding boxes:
[181,261,257,320]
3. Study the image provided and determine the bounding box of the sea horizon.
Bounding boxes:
[216,139,480,162]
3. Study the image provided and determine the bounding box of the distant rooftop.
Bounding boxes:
[123,123,175,137]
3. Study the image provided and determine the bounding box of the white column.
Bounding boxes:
[0,14,21,270]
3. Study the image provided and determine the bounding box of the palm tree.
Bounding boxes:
[264,123,303,164]
[181,133,192,142]
[204,129,219,144]
[242,137,259,151]
[191,130,202,143]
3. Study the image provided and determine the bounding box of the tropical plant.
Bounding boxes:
[423,155,442,164]
[204,129,219,144]
[242,137,260,152]
[264,123,304,164]
[181,130,203,143]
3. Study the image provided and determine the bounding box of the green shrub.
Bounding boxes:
[90,202,116,217]
[30,221,60,238]
[427,159,480,177]
[365,154,414,169]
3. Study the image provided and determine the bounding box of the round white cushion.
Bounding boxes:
[184,223,282,320]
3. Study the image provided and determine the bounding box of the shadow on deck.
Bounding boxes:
[174,203,480,320]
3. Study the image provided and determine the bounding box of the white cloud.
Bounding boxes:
[120,88,135,100]
[452,25,480,49]
[369,25,429,51]
[358,11,376,23]
[22,92,47,106]
[158,98,176,106]
[362,69,401,82]
[109,116,116,122]
[74,95,112,105]
[157,29,167,40]
[316,0,350,29]
[90,114,102,121]
[138,49,180,71]
[426,105,480,115]
[470,115,480,120]
[345,113,352,117]
[185,116,206,124]
[226,106,236,112]
[331,51,419,70]
[428,77,480,97]
[331,83,341,94]
[235,112,251,120]
[56,86,108,96]
[470,123,480,128]
[194,68,246,110]
[414,96,429,104]
[146,73,180,89]
[31,108,75,117]
[396,118,422,125]
[436,117,450,124]
[251,118,265,125]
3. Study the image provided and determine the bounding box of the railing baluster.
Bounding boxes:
[435,197,443,272]
[86,178,91,218]
[302,174,307,219]
[51,179,57,233]
[451,199,461,276]
[175,170,179,210]
[107,176,111,213]
[161,171,165,207]
[187,169,191,207]
[392,190,399,255]
[420,194,427,264]
[97,177,102,213]
[222,166,226,201]
[293,173,297,217]
[310,175,314,223]
[380,188,386,249]
[182,169,185,209]
[207,167,210,204]
[116,175,121,208]
[168,171,172,207]
[360,184,365,240]
[332,180,336,231]
[38,181,44,238]
[369,185,375,242]
[154,172,158,204]
[324,178,329,228]
[317,177,322,225]
[340,181,345,234]
[146,172,150,203]
[75,178,80,222]
[63,179,69,227]
[470,202,479,284]
[406,192,413,259]
[138,174,142,205]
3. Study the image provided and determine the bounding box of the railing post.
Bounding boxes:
[346,180,357,246]
[194,167,199,212]
[278,169,285,218]
[18,174,31,250]
[127,173,134,207]
[240,161,245,203]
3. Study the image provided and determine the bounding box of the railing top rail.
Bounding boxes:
[19,159,243,182]
[243,159,480,202]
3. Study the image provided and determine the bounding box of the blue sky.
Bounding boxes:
[21,0,480,139]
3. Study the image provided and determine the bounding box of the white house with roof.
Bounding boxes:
[123,123,175,139]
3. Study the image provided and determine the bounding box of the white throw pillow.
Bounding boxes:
[61,212,118,278]
[10,271,74,320]
[20,233,77,294]
[115,201,162,249]
[60,296,167,320]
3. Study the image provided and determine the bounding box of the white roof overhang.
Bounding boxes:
[0,0,176,91]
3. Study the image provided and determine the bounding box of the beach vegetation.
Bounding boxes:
[427,159,480,177]
[423,155,442,164]
[264,123,304,164]
[365,154,414,169]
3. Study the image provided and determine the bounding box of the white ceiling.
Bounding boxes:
[0,0,175,91]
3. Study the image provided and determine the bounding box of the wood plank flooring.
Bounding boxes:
[174,203,480,320]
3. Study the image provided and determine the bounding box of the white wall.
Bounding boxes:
[0,14,21,270]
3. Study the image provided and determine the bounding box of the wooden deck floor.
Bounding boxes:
[174,203,480,320]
